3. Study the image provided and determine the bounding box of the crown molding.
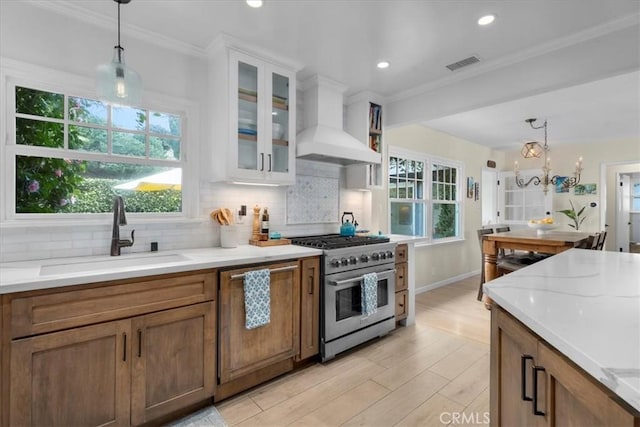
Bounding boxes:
[26,0,207,58]
[205,33,304,72]
[387,13,640,104]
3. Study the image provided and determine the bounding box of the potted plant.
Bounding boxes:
[557,200,587,230]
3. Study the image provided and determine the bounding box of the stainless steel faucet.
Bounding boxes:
[111,196,135,256]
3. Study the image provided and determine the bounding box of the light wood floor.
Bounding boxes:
[217,275,491,427]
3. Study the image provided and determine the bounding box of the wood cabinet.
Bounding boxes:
[345,96,384,190]
[207,39,300,185]
[394,244,408,322]
[3,270,216,427]
[131,303,215,426]
[491,305,639,426]
[217,260,300,399]
[297,256,320,361]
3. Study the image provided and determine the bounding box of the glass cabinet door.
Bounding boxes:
[270,71,290,174]
[237,61,259,171]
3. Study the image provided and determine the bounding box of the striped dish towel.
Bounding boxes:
[361,272,378,316]
[243,269,271,329]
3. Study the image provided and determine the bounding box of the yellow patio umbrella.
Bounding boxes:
[114,168,181,192]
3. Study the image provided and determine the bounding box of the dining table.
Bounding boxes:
[482,229,593,284]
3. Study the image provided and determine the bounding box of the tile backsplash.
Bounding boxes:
[0,160,372,262]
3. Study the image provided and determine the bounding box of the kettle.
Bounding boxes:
[340,212,358,237]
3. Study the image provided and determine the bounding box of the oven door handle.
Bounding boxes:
[329,268,396,286]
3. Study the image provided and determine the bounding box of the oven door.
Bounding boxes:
[324,264,396,342]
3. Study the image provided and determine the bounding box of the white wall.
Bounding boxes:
[374,124,507,289]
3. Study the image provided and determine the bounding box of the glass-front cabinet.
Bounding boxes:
[228,50,295,184]
[498,170,552,223]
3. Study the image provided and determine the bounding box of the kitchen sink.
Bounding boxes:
[39,253,191,276]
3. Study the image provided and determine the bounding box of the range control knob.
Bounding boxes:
[372,253,380,261]
[381,252,387,260]
[349,256,357,265]
[330,258,340,267]
[340,258,349,267]
[386,251,394,259]
[360,254,370,263]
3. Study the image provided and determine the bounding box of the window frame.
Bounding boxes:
[388,146,464,243]
[0,58,199,224]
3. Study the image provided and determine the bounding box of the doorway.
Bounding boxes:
[601,161,640,252]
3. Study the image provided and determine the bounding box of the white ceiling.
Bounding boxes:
[26,0,640,150]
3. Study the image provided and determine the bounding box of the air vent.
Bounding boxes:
[446,56,480,71]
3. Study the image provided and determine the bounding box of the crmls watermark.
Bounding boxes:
[439,411,490,425]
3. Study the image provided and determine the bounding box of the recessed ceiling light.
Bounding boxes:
[246,0,263,8]
[478,14,495,26]
[377,61,390,69]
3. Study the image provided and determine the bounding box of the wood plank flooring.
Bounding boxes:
[217,275,491,427]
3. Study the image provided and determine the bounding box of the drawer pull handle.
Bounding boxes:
[123,333,127,362]
[138,329,142,358]
[521,354,533,401]
[533,365,546,416]
[308,268,314,295]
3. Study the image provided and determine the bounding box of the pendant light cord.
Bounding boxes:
[117,1,121,49]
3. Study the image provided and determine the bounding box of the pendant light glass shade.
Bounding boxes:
[96,0,142,106]
[96,46,142,106]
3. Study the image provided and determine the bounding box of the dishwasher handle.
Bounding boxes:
[230,264,298,280]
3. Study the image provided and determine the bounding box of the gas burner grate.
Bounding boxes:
[290,234,390,249]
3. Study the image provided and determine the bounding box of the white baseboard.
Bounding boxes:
[415,269,481,295]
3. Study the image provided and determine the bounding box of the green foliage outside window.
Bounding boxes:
[14,86,182,214]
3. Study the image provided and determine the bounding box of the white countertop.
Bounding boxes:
[388,234,429,245]
[483,249,640,412]
[0,245,323,294]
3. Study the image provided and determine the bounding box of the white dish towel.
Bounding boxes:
[243,269,271,329]
[361,272,378,316]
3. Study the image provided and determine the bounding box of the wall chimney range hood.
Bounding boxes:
[296,75,381,165]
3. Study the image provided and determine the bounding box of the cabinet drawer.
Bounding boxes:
[395,290,408,320]
[395,262,407,292]
[395,244,408,264]
[9,270,216,339]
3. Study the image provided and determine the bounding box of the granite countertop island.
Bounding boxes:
[483,248,640,413]
[0,245,323,294]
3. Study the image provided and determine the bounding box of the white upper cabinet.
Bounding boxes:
[207,39,300,185]
[498,170,553,223]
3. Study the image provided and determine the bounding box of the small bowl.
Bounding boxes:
[527,222,557,234]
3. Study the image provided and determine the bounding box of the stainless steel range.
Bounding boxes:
[291,234,397,361]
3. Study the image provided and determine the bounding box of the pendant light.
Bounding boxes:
[96,0,142,106]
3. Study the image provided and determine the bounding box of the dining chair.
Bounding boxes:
[477,228,494,301]
[595,231,607,250]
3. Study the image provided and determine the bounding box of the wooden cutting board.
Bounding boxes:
[249,238,291,247]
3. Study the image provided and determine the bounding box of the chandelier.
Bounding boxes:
[514,118,583,195]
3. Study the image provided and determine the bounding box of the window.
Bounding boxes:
[389,148,463,241]
[7,84,184,217]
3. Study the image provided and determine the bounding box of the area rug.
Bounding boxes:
[165,405,228,427]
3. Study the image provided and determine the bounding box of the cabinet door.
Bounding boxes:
[10,320,131,427]
[395,262,408,292]
[230,50,265,180]
[491,307,540,427]
[395,290,408,320]
[537,342,637,427]
[219,261,300,383]
[265,63,295,182]
[297,257,320,361]
[498,170,552,224]
[131,302,215,426]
